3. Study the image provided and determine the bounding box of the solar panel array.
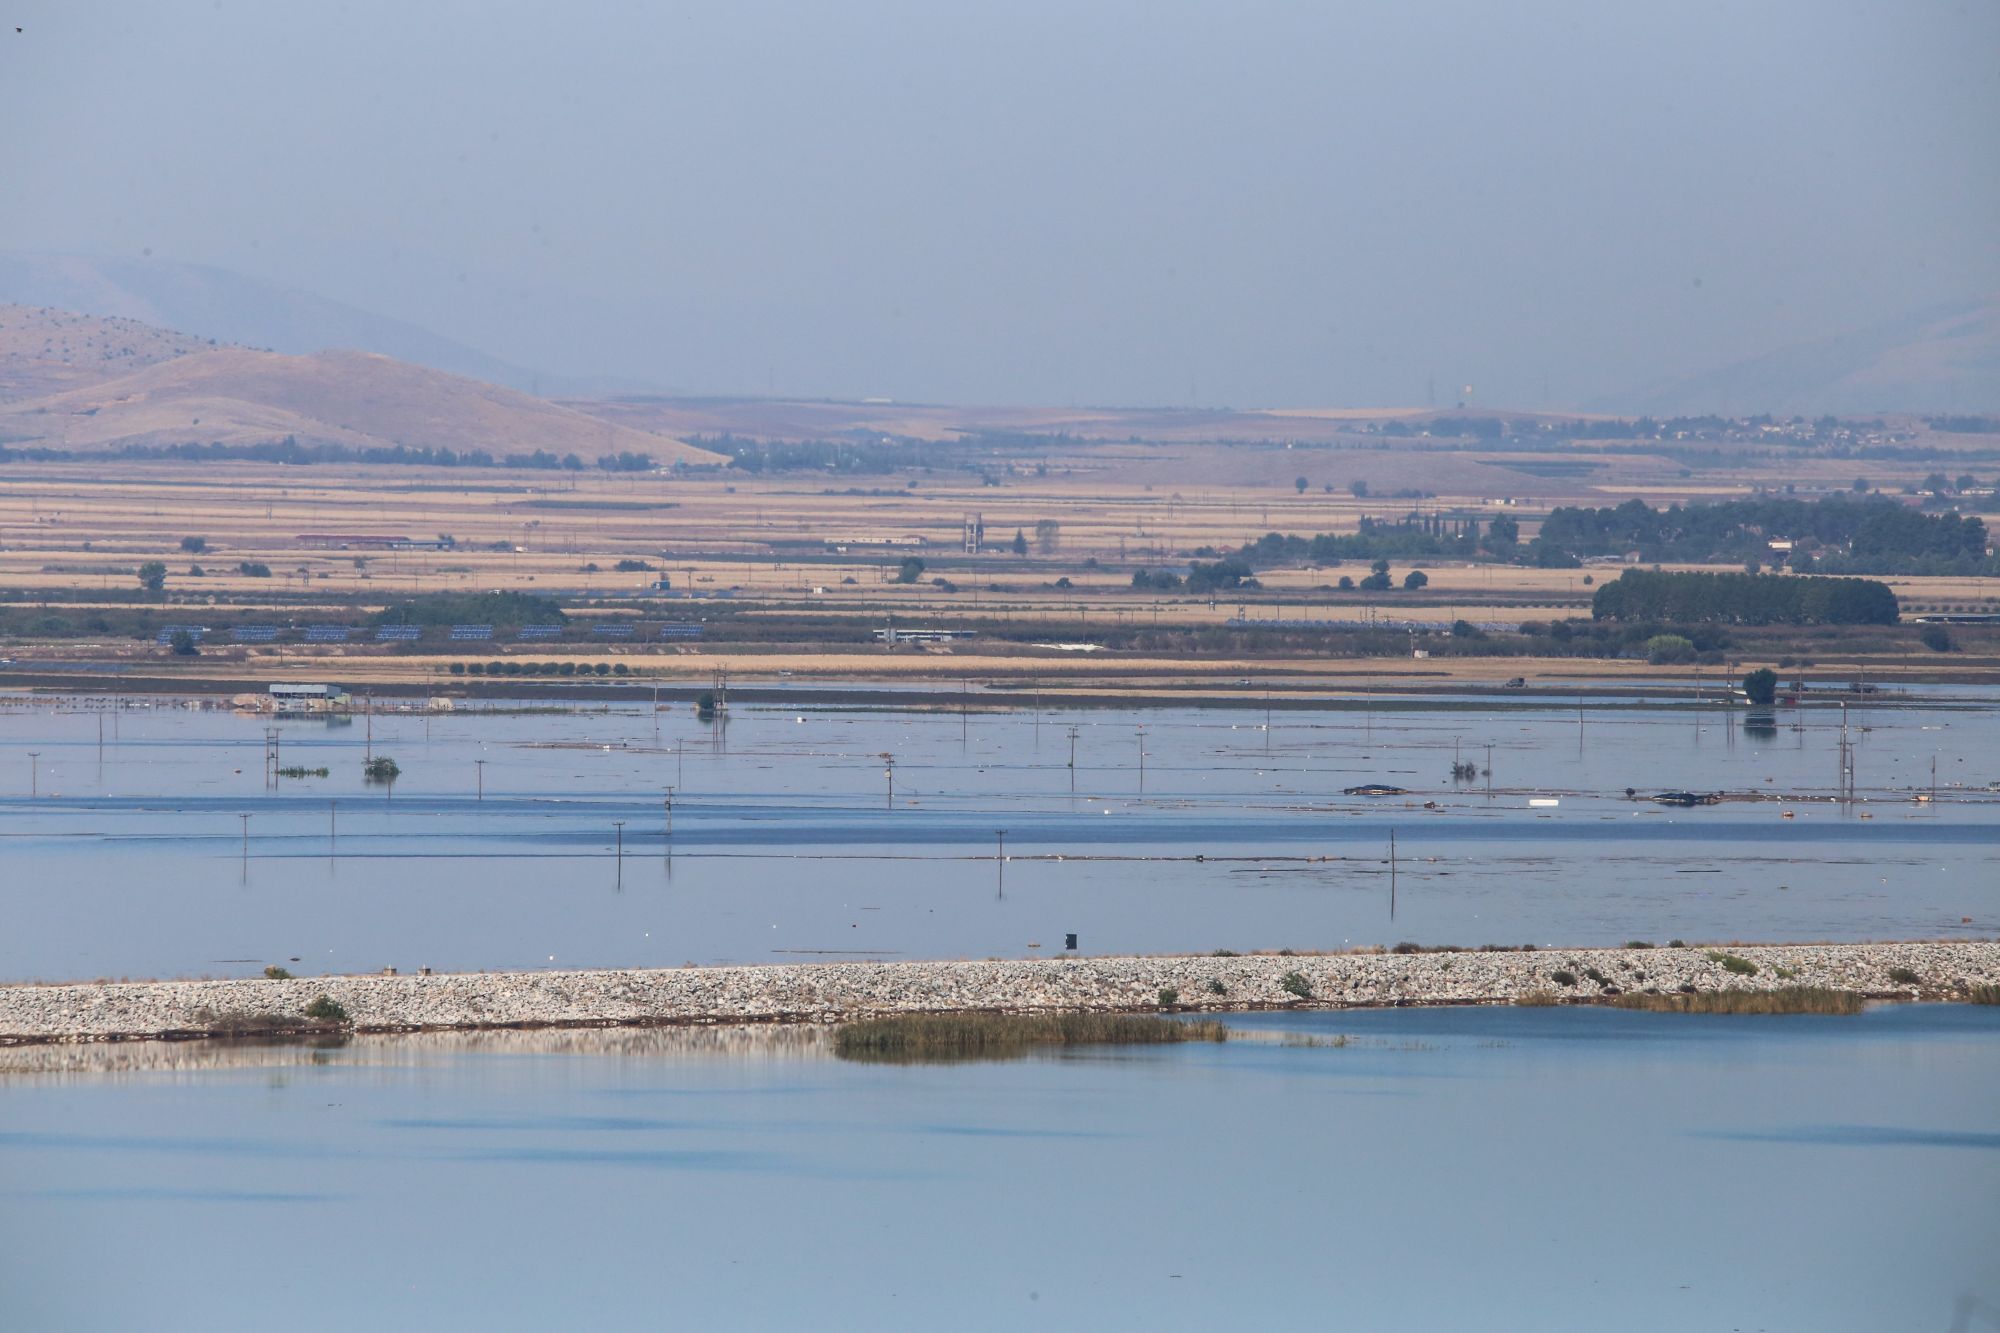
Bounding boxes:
[375,625,422,642]
[516,624,564,640]
[589,624,635,638]
[154,625,206,644]
[449,624,494,641]
[659,622,704,638]
[304,625,352,643]
[231,624,280,643]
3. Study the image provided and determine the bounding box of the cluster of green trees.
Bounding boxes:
[1231,514,1586,569]
[1591,569,1898,625]
[449,660,629,677]
[697,436,929,474]
[100,439,654,472]
[1540,496,1989,573]
[372,592,566,627]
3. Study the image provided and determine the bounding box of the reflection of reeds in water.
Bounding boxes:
[0,1023,835,1080]
[1612,987,1862,1015]
[1965,983,2000,1005]
[834,1012,1228,1064]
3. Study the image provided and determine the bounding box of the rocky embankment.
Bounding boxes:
[2,941,1995,1045]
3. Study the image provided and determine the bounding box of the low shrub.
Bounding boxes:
[1886,966,1921,986]
[1158,987,1180,1008]
[1205,978,1228,996]
[303,995,351,1025]
[1550,969,1578,987]
[1278,971,1312,1000]
[262,965,293,980]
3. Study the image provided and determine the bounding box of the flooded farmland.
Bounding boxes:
[2,688,1997,982]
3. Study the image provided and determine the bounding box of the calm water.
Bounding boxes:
[1,1005,1995,1331]
[2,691,1998,980]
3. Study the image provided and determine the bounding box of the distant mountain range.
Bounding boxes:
[1599,295,2000,418]
[0,305,720,464]
[0,252,605,395]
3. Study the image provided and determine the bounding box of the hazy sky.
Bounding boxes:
[4,0,1996,406]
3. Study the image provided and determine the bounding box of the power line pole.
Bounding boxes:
[1389,828,1398,921]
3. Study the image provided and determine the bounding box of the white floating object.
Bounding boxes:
[1529,798,1560,808]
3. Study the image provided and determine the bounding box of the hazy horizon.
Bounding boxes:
[4,1,1996,408]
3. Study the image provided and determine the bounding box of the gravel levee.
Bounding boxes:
[3,941,1995,1044]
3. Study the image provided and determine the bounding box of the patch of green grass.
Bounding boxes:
[1886,966,1921,986]
[833,1012,1227,1064]
[1278,971,1312,1000]
[1706,951,1758,976]
[1773,965,1801,981]
[1613,987,1861,1015]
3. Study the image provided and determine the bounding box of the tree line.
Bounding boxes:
[1540,495,1989,573]
[1591,569,1898,625]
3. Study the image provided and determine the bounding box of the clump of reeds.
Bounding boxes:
[1965,983,2000,1005]
[1514,990,1564,1007]
[833,1011,1227,1063]
[1613,987,1861,1015]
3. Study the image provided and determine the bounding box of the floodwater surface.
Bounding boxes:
[0,1004,1994,1331]
[1,691,1997,980]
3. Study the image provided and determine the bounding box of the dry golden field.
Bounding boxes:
[2,451,1998,694]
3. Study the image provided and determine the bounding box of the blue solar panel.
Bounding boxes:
[659,622,704,638]
[375,625,422,642]
[155,625,205,644]
[304,625,352,643]
[516,624,564,640]
[590,624,635,638]
[449,624,493,641]
[232,624,279,643]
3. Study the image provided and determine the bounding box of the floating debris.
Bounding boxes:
[1652,791,1722,807]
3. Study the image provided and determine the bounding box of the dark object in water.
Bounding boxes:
[1652,791,1721,807]
[1344,783,1408,797]
[1064,933,1078,951]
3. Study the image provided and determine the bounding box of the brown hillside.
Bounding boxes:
[0,303,228,401]
[0,347,726,464]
